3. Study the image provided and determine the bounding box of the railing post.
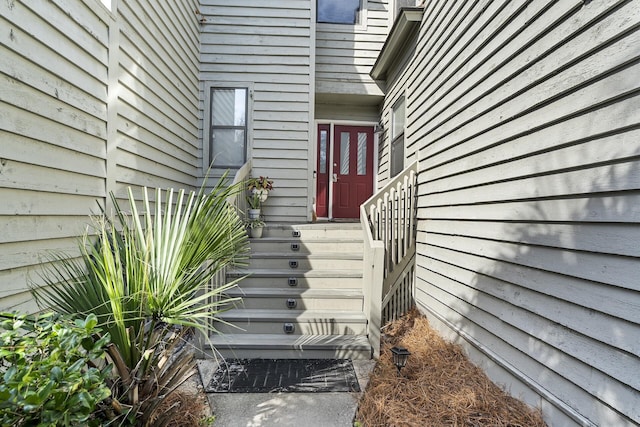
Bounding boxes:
[360,161,419,357]
[362,234,384,358]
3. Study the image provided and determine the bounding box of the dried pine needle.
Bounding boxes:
[356,309,547,427]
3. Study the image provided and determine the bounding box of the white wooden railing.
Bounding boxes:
[360,161,418,356]
[226,160,252,216]
[206,161,252,333]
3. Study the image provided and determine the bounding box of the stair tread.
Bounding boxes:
[229,268,363,276]
[208,333,371,349]
[246,252,363,259]
[250,237,364,243]
[227,288,363,298]
[266,223,363,230]
[219,309,367,321]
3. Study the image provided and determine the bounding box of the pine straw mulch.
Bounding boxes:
[155,372,213,426]
[355,309,547,427]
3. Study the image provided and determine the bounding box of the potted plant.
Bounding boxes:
[246,191,262,219]
[247,176,274,202]
[244,218,265,238]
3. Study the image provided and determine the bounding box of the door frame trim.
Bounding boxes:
[313,120,379,220]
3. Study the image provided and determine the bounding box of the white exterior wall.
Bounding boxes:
[403,1,640,425]
[199,1,313,222]
[0,0,200,311]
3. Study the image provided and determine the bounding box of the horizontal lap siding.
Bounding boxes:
[376,31,419,187]
[0,0,201,312]
[0,0,109,312]
[315,0,388,96]
[409,0,640,425]
[114,0,199,201]
[200,1,312,222]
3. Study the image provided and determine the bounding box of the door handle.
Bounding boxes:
[332,173,338,182]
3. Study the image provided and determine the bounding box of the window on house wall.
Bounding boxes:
[317,0,365,24]
[209,87,248,168]
[390,96,405,177]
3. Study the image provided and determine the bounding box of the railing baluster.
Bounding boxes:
[360,161,419,355]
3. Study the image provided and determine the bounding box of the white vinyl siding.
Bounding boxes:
[0,0,200,312]
[199,1,313,222]
[403,1,640,426]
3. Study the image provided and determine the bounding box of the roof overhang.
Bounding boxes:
[370,7,424,81]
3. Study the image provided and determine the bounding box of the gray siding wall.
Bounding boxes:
[406,1,640,425]
[376,30,418,186]
[0,0,200,312]
[113,0,200,202]
[315,0,389,97]
[1,0,109,312]
[199,1,313,222]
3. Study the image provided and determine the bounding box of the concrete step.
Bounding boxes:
[215,309,367,335]
[244,253,363,270]
[206,333,372,360]
[249,238,363,254]
[262,223,363,240]
[226,288,364,311]
[228,269,363,289]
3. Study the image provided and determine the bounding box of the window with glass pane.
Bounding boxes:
[390,97,405,177]
[318,0,363,24]
[392,97,405,140]
[209,88,247,167]
[340,132,350,175]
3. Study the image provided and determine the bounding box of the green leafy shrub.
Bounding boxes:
[0,312,111,426]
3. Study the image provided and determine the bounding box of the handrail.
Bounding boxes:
[360,161,418,357]
[227,160,252,215]
[205,161,252,338]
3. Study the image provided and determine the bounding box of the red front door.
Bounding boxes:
[332,125,374,218]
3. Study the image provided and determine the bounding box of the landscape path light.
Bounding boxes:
[390,346,411,374]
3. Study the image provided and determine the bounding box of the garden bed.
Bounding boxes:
[355,309,547,426]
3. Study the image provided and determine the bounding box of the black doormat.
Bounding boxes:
[206,359,361,393]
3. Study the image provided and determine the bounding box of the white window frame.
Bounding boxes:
[203,82,253,170]
[316,0,368,32]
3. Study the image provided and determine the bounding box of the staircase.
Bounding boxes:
[207,223,373,360]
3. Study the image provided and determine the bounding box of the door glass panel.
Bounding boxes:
[319,129,328,174]
[340,132,350,175]
[357,132,367,175]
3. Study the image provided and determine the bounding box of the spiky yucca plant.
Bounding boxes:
[33,177,249,426]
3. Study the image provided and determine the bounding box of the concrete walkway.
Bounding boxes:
[197,360,376,427]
